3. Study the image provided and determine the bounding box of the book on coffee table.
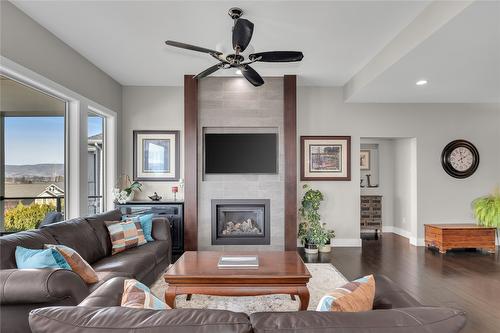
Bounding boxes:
[217,255,259,269]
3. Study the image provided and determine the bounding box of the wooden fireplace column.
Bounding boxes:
[184,75,198,250]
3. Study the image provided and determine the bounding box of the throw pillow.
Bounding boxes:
[121,279,168,310]
[105,220,147,255]
[45,244,99,284]
[316,274,375,312]
[123,214,154,242]
[15,246,71,270]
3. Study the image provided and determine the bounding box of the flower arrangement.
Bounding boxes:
[113,174,142,204]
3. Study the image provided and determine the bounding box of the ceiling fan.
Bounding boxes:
[165,7,304,87]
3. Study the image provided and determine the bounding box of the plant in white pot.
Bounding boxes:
[113,175,143,204]
[298,184,334,254]
[472,187,500,242]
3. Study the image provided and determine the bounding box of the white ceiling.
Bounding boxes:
[9,1,500,103]
[11,1,428,86]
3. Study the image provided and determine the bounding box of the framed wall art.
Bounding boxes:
[133,130,180,181]
[360,149,371,170]
[300,136,351,181]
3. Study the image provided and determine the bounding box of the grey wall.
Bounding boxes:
[298,87,500,245]
[393,138,414,234]
[121,86,184,200]
[0,1,122,113]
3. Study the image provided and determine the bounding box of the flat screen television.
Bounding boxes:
[205,133,277,174]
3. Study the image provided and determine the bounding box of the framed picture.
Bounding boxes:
[360,150,371,170]
[133,130,180,181]
[301,136,351,181]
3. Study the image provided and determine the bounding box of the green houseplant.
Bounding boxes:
[473,187,500,241]
[298,184,335,254]
[113,174,143,204]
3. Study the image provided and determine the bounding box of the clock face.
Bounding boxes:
[441,140,479,179]
[449,146,474,172]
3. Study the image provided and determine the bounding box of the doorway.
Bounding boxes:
[359,137,417,243]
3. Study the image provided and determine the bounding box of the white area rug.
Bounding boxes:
[151,263,347,313]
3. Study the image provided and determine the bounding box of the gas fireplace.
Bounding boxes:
[211,199,270,245]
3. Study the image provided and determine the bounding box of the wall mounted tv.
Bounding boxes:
[205,133,278,174]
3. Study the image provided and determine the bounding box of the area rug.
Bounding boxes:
[150,263,347,313]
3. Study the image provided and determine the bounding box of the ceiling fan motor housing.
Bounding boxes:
[228,7,243,19]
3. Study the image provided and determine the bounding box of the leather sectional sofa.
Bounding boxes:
[28,275,466,333]
[0,209,172,333]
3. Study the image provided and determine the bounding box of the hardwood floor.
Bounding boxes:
[299,233,500,333]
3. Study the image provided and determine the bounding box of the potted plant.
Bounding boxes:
[298,184,334,254]
[318,224,335,253]
[473,187,500,241]
[113,175,143,204]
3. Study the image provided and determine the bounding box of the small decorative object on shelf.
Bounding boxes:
[298,184,335,255]
[113,175,142,204]
[148,192,162,201]
[366,174,379,188]
[171,186,179,201]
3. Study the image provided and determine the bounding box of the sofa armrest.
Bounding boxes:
[250,307,466,333]
[0,269,89,305]
[30,307,252,333]
[79,277,126,307]
[373,274,423,309]
[152,216,171,241]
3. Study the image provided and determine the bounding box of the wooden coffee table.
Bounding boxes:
[164,251,311,310]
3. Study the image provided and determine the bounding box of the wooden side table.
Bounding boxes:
[425,224,496,254]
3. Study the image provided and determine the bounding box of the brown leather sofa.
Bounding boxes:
[28,275,466,333]
[0,209,172,333]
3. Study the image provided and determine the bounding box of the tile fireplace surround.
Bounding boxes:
[197,77,285,250]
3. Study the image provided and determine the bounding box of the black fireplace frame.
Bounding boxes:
[211,199,271,245]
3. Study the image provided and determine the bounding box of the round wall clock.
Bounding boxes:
[441,140,479,179]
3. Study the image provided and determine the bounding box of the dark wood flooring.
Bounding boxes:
[299,233,500,333]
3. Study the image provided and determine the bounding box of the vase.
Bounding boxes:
[304,243,318,255]
[319,244,331,253]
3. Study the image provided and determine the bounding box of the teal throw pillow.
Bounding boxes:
[15,246,71,270]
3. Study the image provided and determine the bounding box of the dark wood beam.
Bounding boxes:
[184,75,198,250]
[284,75,297,251]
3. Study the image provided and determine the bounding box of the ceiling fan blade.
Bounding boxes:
[193,63,223,79]
[165,40,222,55]
[249,51,304,62]
[232,19,254,52]
[240,64,264,87]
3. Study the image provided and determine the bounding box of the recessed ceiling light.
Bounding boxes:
[235,69,242,75]
[416,79,428,86]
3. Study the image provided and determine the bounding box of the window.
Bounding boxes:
[1,75,66,232]
[87,112,104,215]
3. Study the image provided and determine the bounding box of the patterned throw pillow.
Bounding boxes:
[316,274,375,312]
[121,279,168,310]
[105,220,147,255]
[123,214,154,242]
[15,246,71,270]
[45,244,99,284]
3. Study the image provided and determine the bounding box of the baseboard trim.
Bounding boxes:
[331,238,362,247]
[383,226,424,246]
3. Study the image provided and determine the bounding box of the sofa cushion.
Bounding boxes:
[42,218,104,264]
[91,250,155,281]
[105,220,147,255]
[250,307,466,333]
[85,209,122,257]
[45,244,99,284]
[0,229,56,269]
[15,246,71,270]
[373,275,422,309]
[117,240,168,265]
[317,275,375,312]
[83,276,129,306]
[121,279,168,310]
[29,307,253,333]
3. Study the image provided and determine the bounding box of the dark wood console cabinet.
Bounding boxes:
[360,195,382,233]
[116,201,184,255]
